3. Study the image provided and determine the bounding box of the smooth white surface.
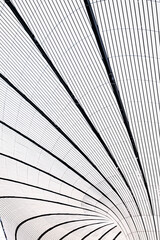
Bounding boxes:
[0,223,6,240]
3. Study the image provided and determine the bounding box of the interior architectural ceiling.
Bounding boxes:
[0,0,159,239]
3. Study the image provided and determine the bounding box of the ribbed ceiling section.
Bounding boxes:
[0,0,159,239]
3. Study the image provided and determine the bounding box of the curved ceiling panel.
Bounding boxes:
[0,0,159,239]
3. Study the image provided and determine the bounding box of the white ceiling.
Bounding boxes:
[0,0,159,239]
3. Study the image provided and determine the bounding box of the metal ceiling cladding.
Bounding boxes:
[0,0,159,239]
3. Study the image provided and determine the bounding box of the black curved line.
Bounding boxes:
[84,0,148,198]
[0,194,108,240]
[1,1,122,180]
[84,0,155,238]
[0,218,7,240]
[0,126,131,235]
[98,226,117,240]
[0,152,118,217]
[0,152,126,235]
[37,218,105,240]
[1,1,123,176]
[1,1,151,238]
[0,139,123,216]
[0,69,125,201]
[113,231,122,240]
[0,195,106,216]
[0,1,144,235]
[0,177,107,217]
[81,223,114,240]
[2,0,144,212]
[15,213,105,240]
[0,73,137,235]
[59,221,106,240]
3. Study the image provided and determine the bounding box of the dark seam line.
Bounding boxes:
[0,196,105,215]
[0,117,122,211]
[84,1,155,238]
[0,177,107,217]
[2,2,152,230]
[0,74,136,236]
[0,148,126,220]
[81,222,114,240]
[37,218,105,240]
[15,213,105,240]
[0,195,106,240]
[0,152,110,217]
[2,1,140,235]
[0,149,124,232]
[84,0,153,219]
[113,231,122,240]
[0,151,126,231]
[1,0,156,237]
[100,0,152,238]
[0,74,116,195]
[98,225,117,240]
[0,122,131,235]
[1,1,145,234]
[1,1,126,192]
[0,74,133,218]
[0,218,8,240]
[59,221,106,240]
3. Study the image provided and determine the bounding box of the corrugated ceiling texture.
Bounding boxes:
[0,0,159,239]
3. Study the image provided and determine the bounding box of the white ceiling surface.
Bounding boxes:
[0,0,159,239]
[0,222,6,240]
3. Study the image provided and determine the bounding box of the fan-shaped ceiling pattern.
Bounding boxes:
[0,0,159,239]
